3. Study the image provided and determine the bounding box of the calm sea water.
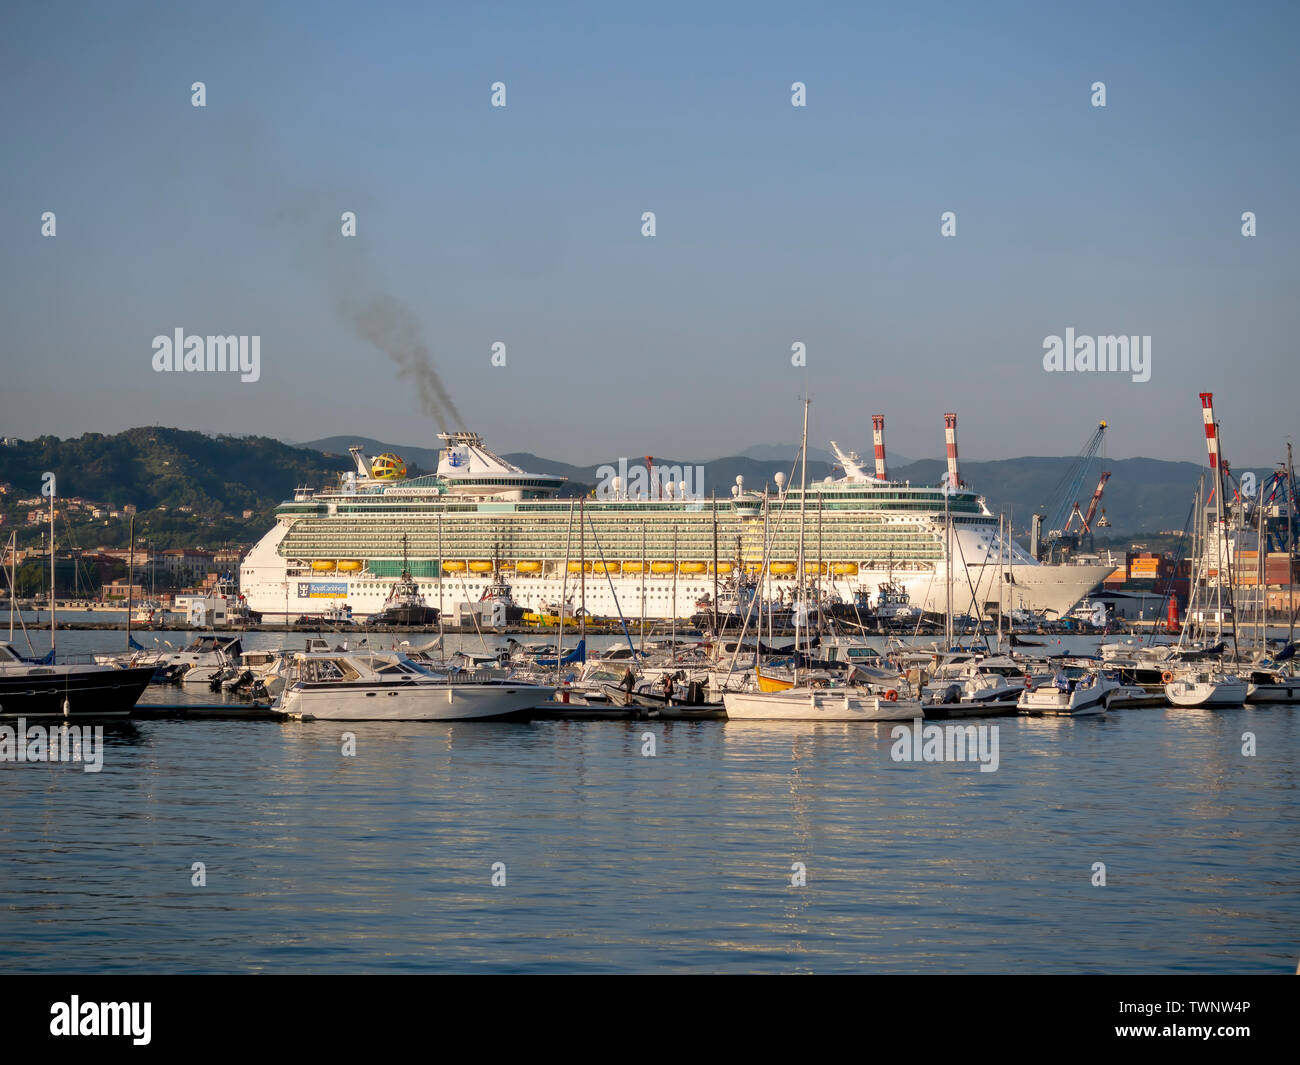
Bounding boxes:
[1,626,1297,973]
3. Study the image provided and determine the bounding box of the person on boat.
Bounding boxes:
[661,673,675,700]
[622,666,636,694]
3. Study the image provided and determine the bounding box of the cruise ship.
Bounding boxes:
[241,422,1113,624]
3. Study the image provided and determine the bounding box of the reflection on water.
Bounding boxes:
[1,700,1297,973]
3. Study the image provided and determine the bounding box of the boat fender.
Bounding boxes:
[1161,670,1175,684]
[885,689,898,702]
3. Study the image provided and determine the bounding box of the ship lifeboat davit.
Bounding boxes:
[370,453,407,480]
[831,562,859,576]
[468,561,494,573]
[311,560,337,572]
[680,562,707,574]
[650,561,676,574]
[442,560,467,573]
[337,560,363,572]
[770,562,797,575]
[516,561,542,573]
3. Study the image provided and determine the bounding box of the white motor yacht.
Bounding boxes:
[274,648,553,721]
[1018,669,1118,716]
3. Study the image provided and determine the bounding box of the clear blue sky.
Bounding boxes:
[2,0,1297,466]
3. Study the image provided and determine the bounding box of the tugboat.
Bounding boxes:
[371,536,440,628]
[480,571,526,624]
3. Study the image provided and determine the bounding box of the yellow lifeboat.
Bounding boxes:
[831,562,859,576]
[337,560,363,572]
[650,562,676,574]
[621,561,644,574]
[567,561,590,573]
[591,561,620,574]
[680,562,707,574]
[499,560,516,571]
[468,561,494,573]
[442,561,467,573]
[770,562,797,575]
[805,563,825,576]
[311,560,336,572]
[711,562,734,575]
[516,561,542,573]
[744,562,764,575]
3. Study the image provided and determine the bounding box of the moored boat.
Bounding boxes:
[0,642,154,718]
[274,648,552,721]
[1018,669,1118,716]
[1164,670,1247,709]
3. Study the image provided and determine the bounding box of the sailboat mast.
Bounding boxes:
[7,531,15,641]
[712,494,719,637]
[640,519,646,654]
[579,497,586,645]
[671,524,678,647]
[996,513,1004,649]
[1289,442,1296,646]
[49,487,56,659]
[944,487,953,648]
[795,396,809,676]
[126,514,135,651]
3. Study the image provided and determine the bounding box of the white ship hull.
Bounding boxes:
[238,430,1112,626]
[241,523,1110,624]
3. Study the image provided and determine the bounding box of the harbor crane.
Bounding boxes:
[1033,420,1108,561]
[1062,471,1113,551]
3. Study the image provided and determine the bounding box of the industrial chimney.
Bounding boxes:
[872,415,887,480]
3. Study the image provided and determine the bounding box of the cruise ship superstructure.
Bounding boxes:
[241,425,1113,623]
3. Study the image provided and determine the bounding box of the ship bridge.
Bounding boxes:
[436,431,566,500]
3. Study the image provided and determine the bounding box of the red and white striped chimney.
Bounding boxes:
[1199,393,1218,470]
[872,415,887,480]
[943,412,961,488]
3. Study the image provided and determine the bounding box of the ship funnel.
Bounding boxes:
[1199,393,1220,471]
[872,415,887,480]
[943,412,961,488]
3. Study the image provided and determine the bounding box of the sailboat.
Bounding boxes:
[1163,396,1245,708]
[722,399,921,722]
[1,490,153,717]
